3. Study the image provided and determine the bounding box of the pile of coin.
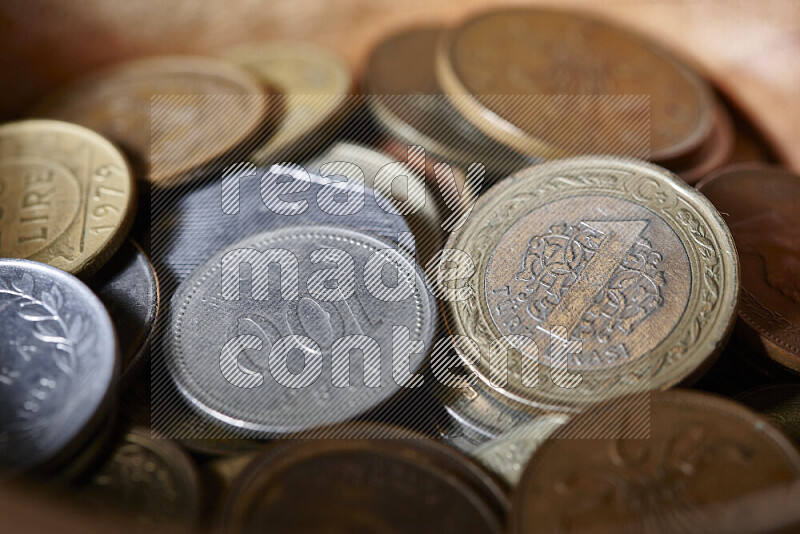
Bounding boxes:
[1,6,798,533]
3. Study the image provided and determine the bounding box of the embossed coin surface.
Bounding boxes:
[738,384,800,444]
[697,165,800,372]
[512,390,800,533]
[90,240,159,386]
[221,429,507,533]
[167,225,436,436]
[442,157,738,412]
[0,120,135,275]
[0,259,117,472]
[35,56,267,185]
[437,8,713,161]
[82,427,200,524]
[222,41,353,164]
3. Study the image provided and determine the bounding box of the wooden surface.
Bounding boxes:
[2,0,799,170]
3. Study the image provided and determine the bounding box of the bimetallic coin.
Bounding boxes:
[0,120,135,275]
[365,27,534,178]
[0,259,117,472]
[81,428,200,525]
[737,384,800,444]
[512,390,800,533]
[222,41,353,164]
[698,165,800,373]
[437,8,713,161]
[167,225,436,436]
[442,157,739,413]
[35,56,268,186]
[90,240,159,386]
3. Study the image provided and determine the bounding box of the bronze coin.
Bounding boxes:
[220,425,508,533]
[512,389,800,533]
[671,101,735,184]
[35,56,268,186]
[738,384,800,445]
[697,164,800,372]
[437,8,714,162]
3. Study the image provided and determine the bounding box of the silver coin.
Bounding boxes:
[166,225,436,436]
[0,259,117,472]
[90,240,159,386]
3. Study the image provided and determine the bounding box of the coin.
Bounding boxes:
[365,27,535,178]
[165,225,436,437]
[0,119,136,275]
[221,41,353,164]
[220,427,507,533]
[35,56,268,186]
[512,389,800,532]
[737,384,800,444]
[89,240,159,387]
[472,414,567,487]
[0,259,117,473]
[697,164,800,373]
[80,427,200,525]
[437,8,713,161]
[671,101,734,184]
[441,157,739,413]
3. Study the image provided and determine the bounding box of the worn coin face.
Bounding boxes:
[167,225,436,436]
[697,165,800,372]
[222,41,353,164]
[437,8,713,161]
[35,56,267,185]
[512,390,800,532]
[442,157,738,412]
[0,120,135,275]
[737,384,800,444]
[365,27,534,177]
[0,259,117,472]
[81,427,200,524]
[221,433,507,533]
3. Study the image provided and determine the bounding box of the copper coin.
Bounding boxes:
[697,164,800,372]
[513,389,800,533]
[35,56,268,186]
[437,8,714,162]
[737,384,800,445]
[671,101,735,184]
[220,425,508,533]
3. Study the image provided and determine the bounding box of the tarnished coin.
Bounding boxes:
[365,27,534,178]
[220,428,507,533]
[80,427,200,525]
[737,384,800,444]
[0,259,117,473]
[671,101,734,184]
[90,240,159,386]
[221,41,353,164]
[472,414,567,487]
[437,8,713,161]
[0,120,135,275]
[697,165,800,373]
[35,56,268,185]
[512,390,800,533]
[442,157,738,413]
[165,225,436,437]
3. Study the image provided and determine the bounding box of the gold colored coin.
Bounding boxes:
[0,119,135,275]
[440,157,738,413]
[221,42,353,164]
[437,8,714,162]
[35,56,268,186]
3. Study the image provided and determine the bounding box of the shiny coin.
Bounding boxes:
[166,225,436,437]
[220,427,507,533]
[222,41,353,164]
[80,427,200,525]
[0,259,117,473]
[737,384,800,444]
[698,165,800,373]
[89,240,159,386]
[512,389,800,532]
[0,120,135,275]
[442,157,738,413]
[35,56,268,186]
[365,27,534,178]
[437,8,713,161]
